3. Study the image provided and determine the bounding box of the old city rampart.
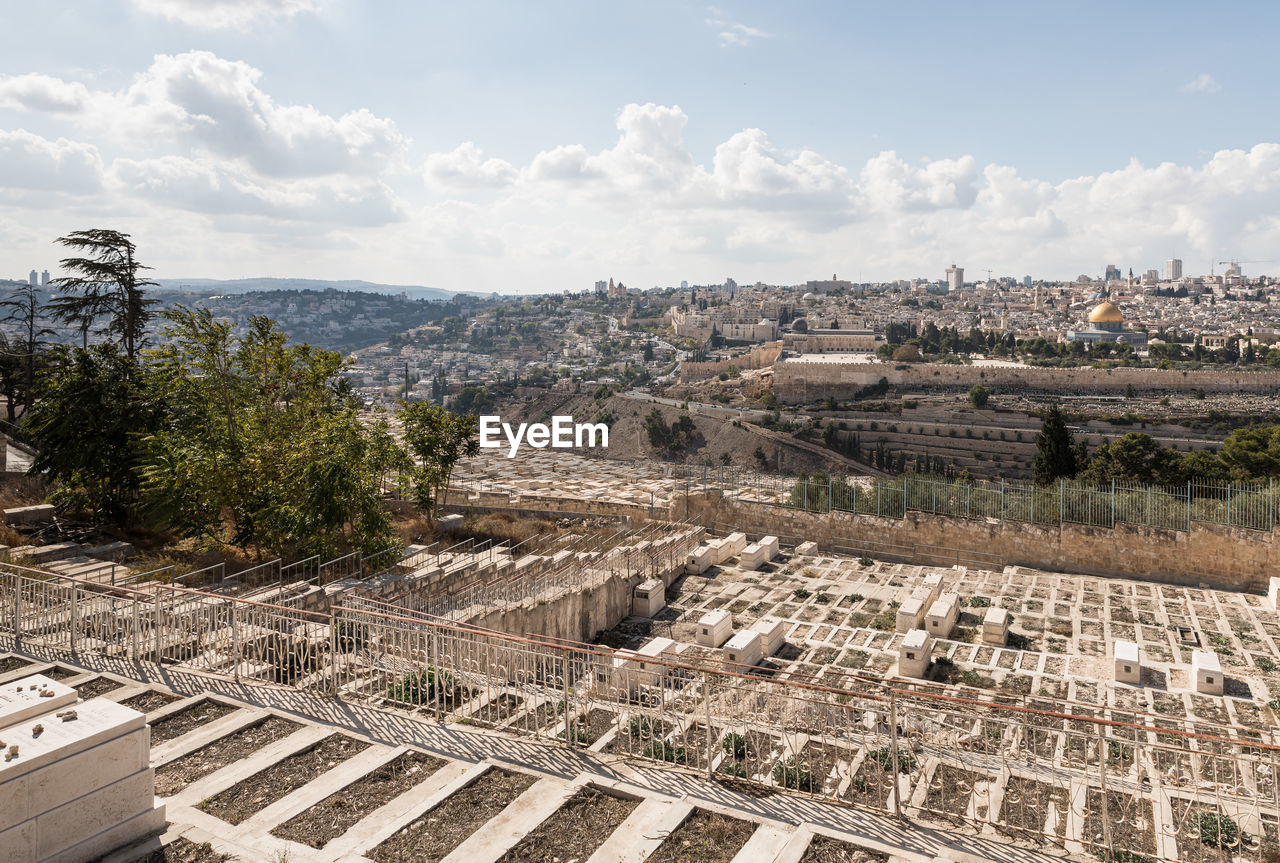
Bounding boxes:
[772,359,1280,402]
[680,341,782,382]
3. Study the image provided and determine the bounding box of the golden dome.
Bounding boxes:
[1088,301,1123,323]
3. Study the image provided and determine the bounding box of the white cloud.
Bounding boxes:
[859,151,978,211]
[112,155,404,225]
[1181,73,1220,94]
[710,129,854,210]
[0,74,92,114]
[8,87,1280,293]
[424,143,516,188]
[131,0,324,29]
[705,11,772,47]
[1,52,406,179]
[0,130,104,194]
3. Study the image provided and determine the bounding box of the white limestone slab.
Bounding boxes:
[0,696,144,784]
[0,674,77,730]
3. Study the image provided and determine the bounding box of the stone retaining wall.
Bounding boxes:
[678,491,1274,592]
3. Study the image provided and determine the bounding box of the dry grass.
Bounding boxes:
[394,510,559,547]
[0,475,47,511]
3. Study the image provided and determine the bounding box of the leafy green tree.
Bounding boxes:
[1081,432,1181,485]
[968,384,990,408]
[399,401,479,516]
[24,345,156,520]
[1218,426,1280,480]
[140,309,401,556]
[49,229,157,359]
[1033,404,1078,485]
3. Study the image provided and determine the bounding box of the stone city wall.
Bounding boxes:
[680,342,782,382]
[678,491,1275,592]
[772,360,1280,403]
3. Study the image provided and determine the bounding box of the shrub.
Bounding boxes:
[722,733,748,760]
[793,588,812,600]
[387,666,454,705]
[772,757,814,791]
[643,740,687,763]
[866,746,917,773]
[1197,812,1239,848]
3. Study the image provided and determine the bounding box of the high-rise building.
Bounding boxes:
[1023,275,1032,289]
[1105,264,1120,282]
[28,269,37,286]
[41,269,50,285]
[594,280,607,295]
[945,264,964,292]
[1165,258,1183,280]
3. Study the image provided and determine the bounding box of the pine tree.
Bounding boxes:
[1033,404,1078,485]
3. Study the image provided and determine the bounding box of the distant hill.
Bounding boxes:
[153,278,468,302]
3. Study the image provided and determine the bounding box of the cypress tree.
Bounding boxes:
[1034,404,1078,485]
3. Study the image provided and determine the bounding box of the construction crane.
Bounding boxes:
[1217,259,1271,276]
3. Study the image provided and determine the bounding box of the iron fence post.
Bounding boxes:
[1059,479,1064,526]
[11,574,21,643]
[704,671,714,778]
[1110,478,1116,528]
[889,691,902,818]
[328,610,338,696]
[1096,723,1113,857]
[231,601,239,680]
[131,596,139,661]
[562,647,572,746]
[69,584,78,653]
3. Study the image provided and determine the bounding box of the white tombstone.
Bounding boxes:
[1193,650,1224,695]
[635,637,677,686]
[0,677,165,863]
[795,541,818,556]
[895,597,926,634]
[708,538,732,565]
[611,649,641,697]
[739,543,768,571]
[696,610,733,647]
[633,579,665,618]
[925,593,960,639]
[437,513,465,532]
[686,545,714,574]
[724,630,763,667]
[1269,576,1280,611]
[752,617,788,656]
[921,572,944,607]
[899,629,934,679]
[724,532,748,558]
[1114,639,1141,685]
[981,606,1010,646]
[758,536,780,560]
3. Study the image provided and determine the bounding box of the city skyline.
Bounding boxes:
[3,1,1280,294]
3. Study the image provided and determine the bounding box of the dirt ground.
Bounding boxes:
[120,690,183,713]
[647,809,756,863]
[800,835,890,863]
[149,700,238,745]
[73,676,124,699]
[496,786,639,863]
[104,836,237,863]
[154,716,300,797]
[271,750,446,848]
[199,735,370,825]
[369,768,537,863]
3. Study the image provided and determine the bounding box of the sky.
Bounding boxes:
[2,0,1280,294]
